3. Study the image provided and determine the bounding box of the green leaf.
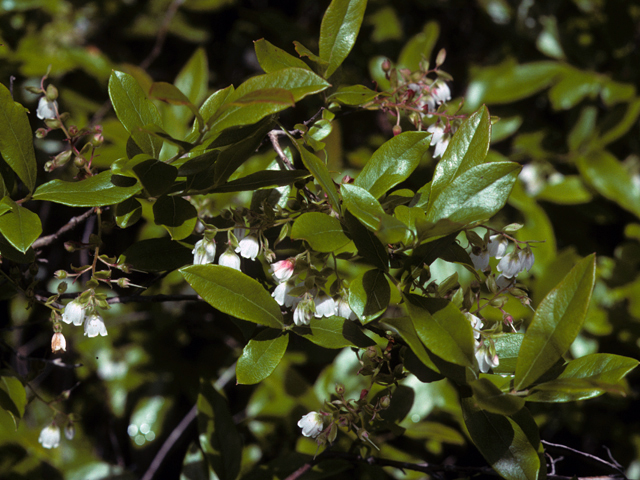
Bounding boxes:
[0,197,42,253]
[596,98,640,147]
[0,236,35,264]
[120,237,193,272]
[291,212,351,253]
[382,316,441,375]
[397,21,439,71]
[428,106,491,206]
[181,264,284,328]
[0,83,36,192]
[0,376,26,424]
[355,132,430,199]
[108,70,163,157]
[514,254,596,390]
[294,316,376,349]
[536,175,592,205]
[404,294,476,368]
[525,353,639,402]
[236,329,288,384]
[427,162,520,227]
[33,171,142,207]
[492,334,524,375]
[576,150,640,218]
[153,195,197,241]
[133,159,178,197]
[207,169,310,194]
[348,269,390,323]
[319,0,368,78]
[547,67,601,111]
[254,38,311,73]
[341,184,385,231]
[327,85,380,106]
[293,41,329,66]
[175,47,209,107]
[462,398,540,480]
[197,380,242,480]
[344,210,389,271]
[149,81,199,116]
[469,378,525,415]
[297,145,341,213]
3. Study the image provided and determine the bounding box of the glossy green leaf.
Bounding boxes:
[341,184,385,231]
[466,60,565,109]
[120,237,193,272]
[198,85,234,126]
[177,150,219,176]
[462,398,540,480]
[515,254,596,390]
[297,145,341,213]
[133,159,178,197]
[236,329,288,384]
[344,211,389,271]
[293,40,329,66]
[294,316,375,349]
[319,0,368,78]
[0,83,36,192]
[404,294,475,368]
[34,171,141,207]
[576,150,640,218]
[153,195,197,240]
[525,353,639,402]
[175,47,209,107]
[382,316,441,375]
[254,38,311,73]
[149,81,198,113]
[429,106,491,206]
[213,119,274,187]
[0,236,35,264]
[470,378,525,415]
[208,169,309,194]
[426,162,520,226]
[0,376,26,423]
[0,197,41,253]
[349,269,390,323]
[197,380,242,480]
[326,85,380,106]
[397,21,439,71]
[291,212,351,252]
[108,70,163,157]
[377,212,410,245]
[181,265,284,328]
[492,333,524,375]
[355,132,430,199]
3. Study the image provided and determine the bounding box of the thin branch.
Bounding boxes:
[542,440,628,477]
[32,208,95,249]
[0,339,83,369]
[268,130,295,171]
[139,0,186,70]
[107,294,201,305]
[140,362,237,480]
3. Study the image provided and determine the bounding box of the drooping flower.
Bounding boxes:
[520,248,535,272]
[336,298,357,320]
[272,281,298,308]
[218,248,241,271]
[495,274,514,290]
[270,258,296,283]
[430,79,451,105]
[475,341,499,373]
[36,96,58,120]
[496,251,523,278]
[51,332,66,353]
[38,424,61,449]
[464,312,483,339]
[293,296,315,326]
[314,294,336,318]
[469,249,490,271]
[236,235,260,261]
[487,234,509,259]
[62,298,86,326]
[84,314,108,337]
[427,123,451,158]
[297,411,324,438]
[192,237,216,265]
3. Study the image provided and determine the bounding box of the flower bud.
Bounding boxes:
[68,125,79,136]
[379,395,391,409]
[35,128,48,138]
[381,58,391,72]
[64,423,75,440]
[90,133,104,147]
[392,125,402,136]
[435,48,447,67]
[57,282,67,294]
[44,118,61,129]
[52,149,73,168]
[335,384,345,395]
[54,270,68,279]
[45,84,58,101]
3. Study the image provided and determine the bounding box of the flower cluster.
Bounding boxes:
[465,312,499,373]
[469,233,534,289]
[427,122,458,158]
[407,78,451,118]
[192,228,262,271]
[61,297,108,338]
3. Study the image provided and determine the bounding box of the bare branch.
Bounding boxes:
[32,208,95,249]
[139,0,186,71]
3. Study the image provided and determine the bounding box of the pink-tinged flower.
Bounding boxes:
[336,298,357,320]
[430,79,451,105]
[475,341,499,373]
[51,332,66,353]
[293,296,315,326]
[469,250,490,271]
[297,411,324,438]
[84,314,108,337]
[487,234,509,259]
[496,251,522,278]
[192,238,216,265]
[62,298,86,326]
[270,258,295,283]
[39,424,61,449]
[218,248,241,271]
[36,96,57,120]
[427,123,445,146]
[236,235,260,261]
[314,294,336,318]
[464,313,483,339]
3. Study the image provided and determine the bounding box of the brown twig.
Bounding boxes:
[32,208,95,250]
[139,0,186,71]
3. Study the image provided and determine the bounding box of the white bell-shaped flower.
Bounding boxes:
[36,96,58,120]
[192,238,216,265]
[487,234,509,259]
[218,248,241,271]
[62,298,86,326]
[51,332,66,353]
[270,258,295,283]
[314,294,336,318]
[297,411,324,438]
[38,424,61,449]
[293,296,315,326]
[84,314,108,337]
[235,235,260,261]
